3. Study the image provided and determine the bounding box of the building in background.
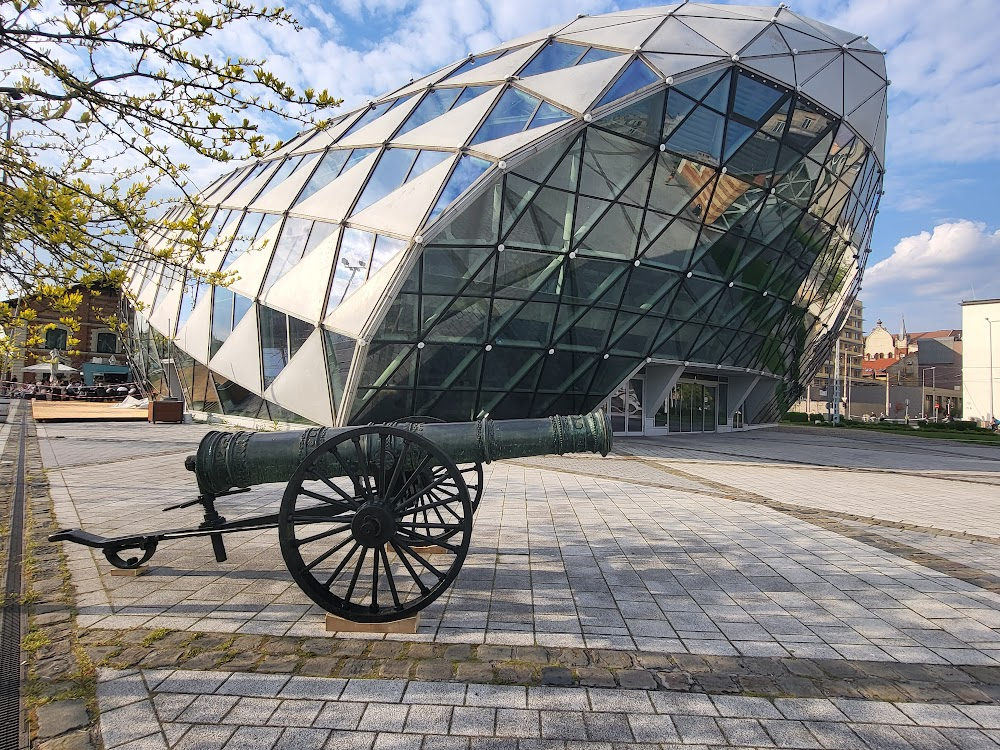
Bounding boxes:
[1,285,128,386]
[961,299,1000,425]
[125,5,887,435]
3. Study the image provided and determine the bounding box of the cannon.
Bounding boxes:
[50,411,612,622]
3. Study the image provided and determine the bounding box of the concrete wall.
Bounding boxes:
[961,300,1000,424]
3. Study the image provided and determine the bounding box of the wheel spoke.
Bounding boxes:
[394,538,449,577]
[306,468,360,508]
[298,486,358,513]
[344,546,367,602]
[352,437,376,499]
[390,453,433,505]
[305,534,354,572]
[395,472,453,511]
[322,541,360,588]
[397,521,464,530]
[371,547,380,612]
[398,494,463,516]
[379,546,402,610]
[389,539,431,593]
[396,529,462,554]
[296,523,352,547]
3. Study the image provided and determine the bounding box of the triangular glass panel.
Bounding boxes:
[420,246,494,295]
[504,186,575,251]
[520,41,589,77]
[674,69,727,102]
[396,88,463,137]
[619,267,679,313]
[639,216,700,270]
[733,74,787,124]
[340,100,397,140]
[480,349,543,392]
[575,202,644,260]
[354,148,420,213]
[617,158,656,208]
[664,104,725,165]
[741,25,792,57]
[441,50,507,82]
[578,128,655,202]
[495,250,563,300]
[416,346,483,393]
[773,159,823,208]
[723,120,755,161]
[596,59,660,108]
[610,315,663,356]
[678,17,770,56]
[501,174,540,236]
[701,69,732,113]
[648,152,716,216]
[776,25,836,54]
[579,47,621,65]
[492,300,559,347]
[644,17,728,56]
[471,89,540,145]
[433,181,502,246]
[561,258,628,306]
[423,296,490,344]
[800,55,844,115]
[662,89,699,141]
[528,101,572,129]
[513,133,581,187]
[595,89,666,145]
[426,155,492,223]
[556,307,618,352]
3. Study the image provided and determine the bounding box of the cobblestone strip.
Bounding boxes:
[15,413,100,749]
[73,625,1000,705]
[96,667,1000,750]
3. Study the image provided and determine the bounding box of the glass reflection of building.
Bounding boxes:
[126,5,887,436]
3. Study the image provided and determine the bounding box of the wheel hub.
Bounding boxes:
[351,503,396,547]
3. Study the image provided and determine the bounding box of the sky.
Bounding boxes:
[191,0,1000,335]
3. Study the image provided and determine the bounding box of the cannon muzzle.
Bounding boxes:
[187,410,613,495]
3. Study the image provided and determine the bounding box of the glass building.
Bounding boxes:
[128,4,887,436]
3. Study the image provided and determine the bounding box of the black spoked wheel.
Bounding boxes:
[278,426,472,623]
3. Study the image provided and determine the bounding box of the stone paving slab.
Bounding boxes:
[43,433,1000,664]
[96,667,1000,749]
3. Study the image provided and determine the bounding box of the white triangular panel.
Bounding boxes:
[377,61,465,102]
[446,42,544,86]
[337,95,421,147]
[848,36,880,54]
[348,154,457,238]
[725,6,787,22]
[227,218,282,299]
[560,17,664,50]
[290,149,381,224]
[778,13,841,45]
[260,228,340,324]
[323,248,408,338]
[175,293,212,364]
[263,329,334,426]
[148,282,182,336]
[644,53,725,80]
[249,159,317,214]
[644,17,727,55]
[209,304,263,395]
[469,120,570,160]
[676,4,757,21]
[517,55,630,114]
[138,272,159,310]
[846,90,885,149]
[739,55,796,89]
[389,87,502,149]
[843,55,887,114]
[677,17,769,55]
[560,14,656,35]
[794,50,840,86]
[796,15,861,46]
[800,55,844,115]
[741,25,791,57]
[223,163,280,208]
[874,96,887,167]
[291,111,365,155]
[481,24,573,54]
[776,24,836,53]
[851,50,887,79]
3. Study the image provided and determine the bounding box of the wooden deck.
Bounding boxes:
[31,400,150,423]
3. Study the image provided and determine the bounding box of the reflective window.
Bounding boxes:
[520,41,589,77]
[340,100,395,138]
[259,306,314,388]
[354,148,419,212]
[397,89,462,135]
[294,148,375,206]
[453,85,493,109]
[261,217,313,292]
[596,59,659,108]
[471,89,571,145]
[220,212,279,271]
[442,50,506,81]
[210,287,253,358]
[326,228,376,316]
[427,156,492,221]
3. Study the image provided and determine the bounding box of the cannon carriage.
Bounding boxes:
[50,411,612,623]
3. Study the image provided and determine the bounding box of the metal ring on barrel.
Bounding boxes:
[278,425,472,623]
[395,415,485,517]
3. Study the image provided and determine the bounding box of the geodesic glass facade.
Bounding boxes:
[127,4,887,429]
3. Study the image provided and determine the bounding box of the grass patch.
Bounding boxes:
[140,628,172,647]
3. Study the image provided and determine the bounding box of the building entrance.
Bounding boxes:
[608,377,643,435]
[655,381,718,433]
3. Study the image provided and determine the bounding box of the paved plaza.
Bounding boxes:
[17,410,1000,748]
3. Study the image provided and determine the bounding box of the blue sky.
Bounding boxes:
[197,0,1000,334]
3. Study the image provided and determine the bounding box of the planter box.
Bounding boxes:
[148,400,183,424]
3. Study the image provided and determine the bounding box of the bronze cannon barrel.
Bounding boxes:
[186,410,613,495]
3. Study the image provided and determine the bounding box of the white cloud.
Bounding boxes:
[865,221,1000,307]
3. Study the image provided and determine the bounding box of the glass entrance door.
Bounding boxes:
[608,378,644,435]
[657,381,717,433]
